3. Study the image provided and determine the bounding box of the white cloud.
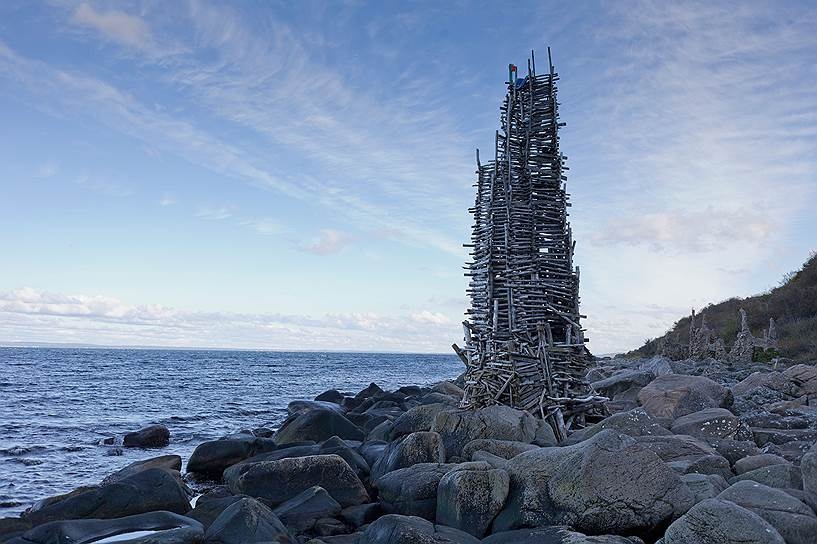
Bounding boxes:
[159,193,176,207]
[300,229,352,255]
[0,287,460,352]
[195,205,234,221]
[33,162,58,178]
[410,310,451,326]
[70,3,153,51]
[240,217,280,236]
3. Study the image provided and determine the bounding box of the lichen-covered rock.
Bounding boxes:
[728,463,803,490]
[563,408,671,445]
[662,498,784,544]
[717,480,817,544]
[370,432,445,480]
[273,486,342,533]
[633,434,718,464]
[670,408,751,443]
[637,375,731,423]
[435,463,509,537]
[782,364,817,395]
[482,527,643,543]
[390,404,452,439]
[373,463,457,521]
[493,430,693,536]
[205,497,294,544]
[362,514,479,544]
[233,454,370,507]
[431,406,538,459]
[460,439,539,461]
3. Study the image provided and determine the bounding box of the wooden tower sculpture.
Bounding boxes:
[454,49,601,439]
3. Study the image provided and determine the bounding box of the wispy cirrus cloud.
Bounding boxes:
[195,204,235,221]
[300,229,352,255]
[71,3,154,51]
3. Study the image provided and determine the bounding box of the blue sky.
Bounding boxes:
[1,1,815,353]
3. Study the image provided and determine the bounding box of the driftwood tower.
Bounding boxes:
[455,50,599,438]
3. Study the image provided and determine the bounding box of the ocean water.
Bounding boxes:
[0,347,461,516]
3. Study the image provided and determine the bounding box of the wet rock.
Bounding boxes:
[355,383,384,402]
[637,375,732,424]
[662,498,784,544]
[436,463,509,537]
[187,495,243,529]
[362,514,479,544]
[273,410,364,446]
[288,400,346,416]
[13,512,202,544]
[232,454,370,507]
[670,408,751,443]
[0,517,31,542]
[273,486,342,533]
[728,463,803,490]
[460,439,539,461]
[101,455,182,485]
[187,436,278,475]
[316,390,346,404]
[373,463,457,521]
[734,454,788,475]
[431,406,538,459]
[717,480,817,544]
[205,497,293,544]
[370,432,445,480]
[123,425,170,448]
[24,468,190,525]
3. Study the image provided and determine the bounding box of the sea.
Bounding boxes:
[0,347,461,516]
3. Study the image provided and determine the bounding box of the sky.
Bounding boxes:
[1,1,816,354]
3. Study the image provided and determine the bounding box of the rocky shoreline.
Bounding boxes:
[2,356,817,544]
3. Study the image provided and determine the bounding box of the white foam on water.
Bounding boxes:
[190,493,202,508]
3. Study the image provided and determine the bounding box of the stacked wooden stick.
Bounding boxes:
[454,49,605,440]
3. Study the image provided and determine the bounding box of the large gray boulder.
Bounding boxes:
[272,486,342,533]
[431,406,539,459]
[670,408,751,443]
[273,409,364,445]
[680,473,729,505]
[563,408,671,445]
[803,448,817,511]
[362,514,479,544]
[734,454,789,475]
[390,404,452,439]
[460,439,539,461]
[187,496,244,529]
[717,480,817,544]
[123,425,170,448]
[728,463,803,490]
[12,512,202,544]
[287,399,346,416]
[662,498,785,544]
[374,463,457,521]
[370,432,445,480]
[436,463,509,538]
[637,375,731,423]
[232,454,369,507]
[101,455,182,485]
[205,497,294,544]
[23,468,190,525]
[633,434,718,463]
[493,430,693,536]
[187,436,278,475]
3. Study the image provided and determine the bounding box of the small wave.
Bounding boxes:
[6,458,43,466]
[59,446,85,452]
[1,446,46,456]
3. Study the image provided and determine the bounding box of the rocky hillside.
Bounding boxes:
[629,252,817,362]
